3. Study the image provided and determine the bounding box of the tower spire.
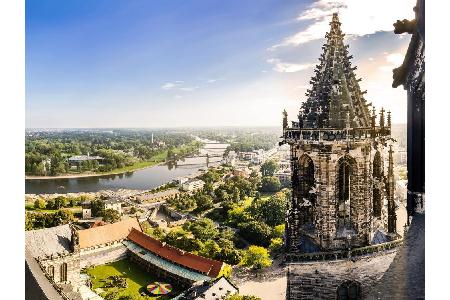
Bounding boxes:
[298,13,371,129]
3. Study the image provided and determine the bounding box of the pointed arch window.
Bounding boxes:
[337,157,353,228]
[60,262,67,282]
[337,281,361,300]
[299,155,315,205]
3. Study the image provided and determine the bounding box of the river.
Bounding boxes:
[25,140,229,194]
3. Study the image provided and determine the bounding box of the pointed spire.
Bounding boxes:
[297,13,371,129]
[283,110,288,130]
[387,110,392,129]
[379,107,385,128]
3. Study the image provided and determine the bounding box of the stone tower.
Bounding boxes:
[282,13,397,254]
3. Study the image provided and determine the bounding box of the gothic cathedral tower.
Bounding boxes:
[282,13,397,254]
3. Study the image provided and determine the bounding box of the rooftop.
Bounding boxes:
[79,217,142,249]
[25,224,72,258]
[127,228,224,278]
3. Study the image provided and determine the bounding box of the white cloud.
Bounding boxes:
[271,0,416,49]
[386,53,404,65]
[267,58,314,73]
[379,52,405,71]
[161,81,184,90]
[161,81,199,92]
[180,86,199,92]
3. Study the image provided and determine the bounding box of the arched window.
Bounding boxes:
[299,155,315,205]
[372,151,382,217]
[337,157,353,228]
[337,281,361,300]
[60,262,67,282]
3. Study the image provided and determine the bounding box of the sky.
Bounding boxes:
[26,0,416,128]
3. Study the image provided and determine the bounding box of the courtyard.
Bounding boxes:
[86,258,181,300]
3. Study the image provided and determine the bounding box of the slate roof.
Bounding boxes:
[127,228,224,278]
[79,217,142,249]
[25,224,72,258]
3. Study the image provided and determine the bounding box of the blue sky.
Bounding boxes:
[26,0,415,128]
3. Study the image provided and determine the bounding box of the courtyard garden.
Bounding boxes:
[85,259,181,300]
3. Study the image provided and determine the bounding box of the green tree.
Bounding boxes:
[273,224,285,239]
[102,209,121,223]
[51,209,75,227]
[238,220,273,247]
[260,160,278,176]
[184,218,219,241]
[269,237,283,252]
[91,200,105,217]
[195,194,214,212]
[34,198,46,210]
[259,176,281,192]
[240,245,272,269]
[249,192,287,226]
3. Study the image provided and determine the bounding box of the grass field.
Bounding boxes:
[86,259,181,300]
[25,203,82,214]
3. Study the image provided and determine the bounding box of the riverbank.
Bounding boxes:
[26,141,204,180]
[25,161,164,180]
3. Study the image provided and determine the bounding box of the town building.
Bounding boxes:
[81,197,123,219]
[174,276,239,300]
[273,169,291,186]
[68,155,103,168]
[103,197,123,214]
[81,201,92,219]
[181,179,205,192]
[233,167,251,178]
[281,13,402,299]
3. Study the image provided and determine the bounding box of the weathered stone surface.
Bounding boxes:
[287,250,397,300]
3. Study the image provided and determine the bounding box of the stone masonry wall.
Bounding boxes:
[287,250,397,300]
[288,139,393,252]
[80,243,128,268]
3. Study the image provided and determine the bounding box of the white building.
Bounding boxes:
[81,202,92,219]
[181,179,205,192]
[104,198,123,214]
[178,276,239,300]
[81,198,123,219]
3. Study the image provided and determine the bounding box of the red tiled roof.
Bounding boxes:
[127,228,223,278]
[79,218,142,249]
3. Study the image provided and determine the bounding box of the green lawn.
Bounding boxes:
[86,259,181,300]
[25,204,82,214]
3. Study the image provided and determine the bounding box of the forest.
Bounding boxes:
[25,129,201,176]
